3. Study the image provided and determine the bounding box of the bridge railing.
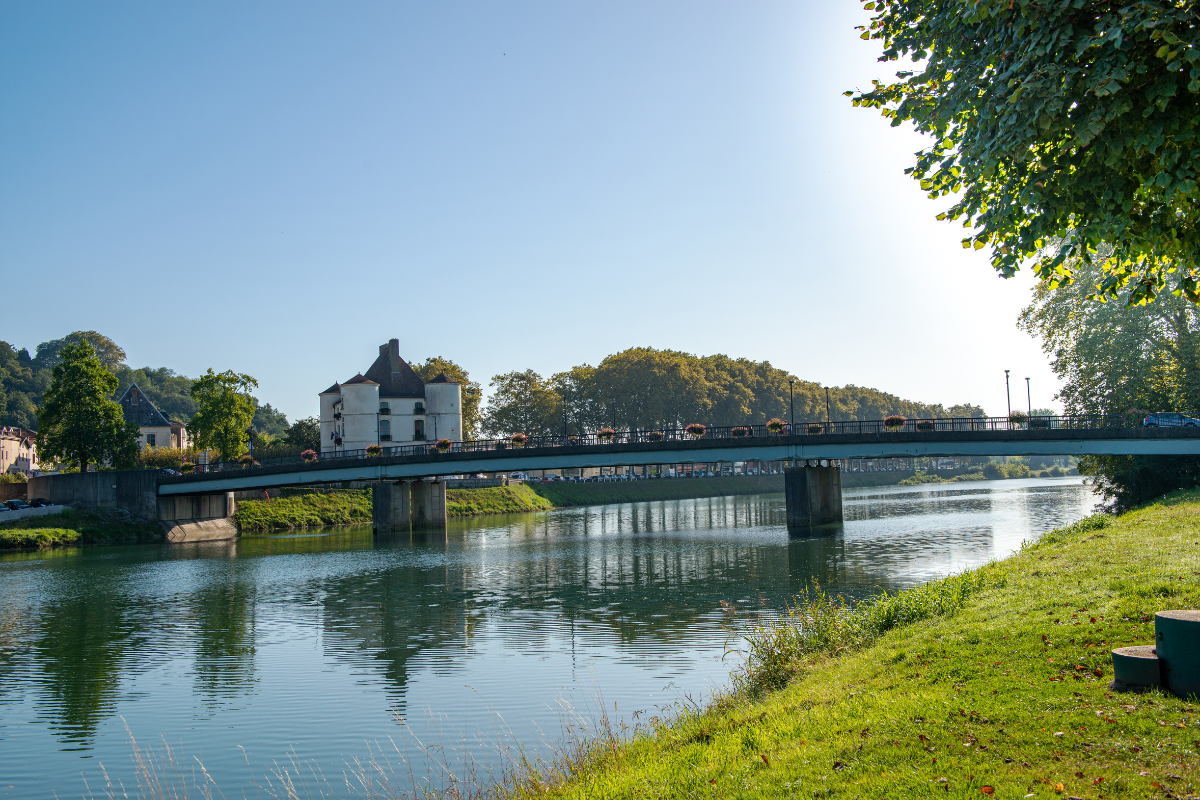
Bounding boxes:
[184,414,1130,476]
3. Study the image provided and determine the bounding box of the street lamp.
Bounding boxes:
[1026,377,1032,416]
[1005,370,1011,417]
[788,380,795,428]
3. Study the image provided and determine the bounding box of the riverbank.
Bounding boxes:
[0,508,163,549]
[513,490,1200,799]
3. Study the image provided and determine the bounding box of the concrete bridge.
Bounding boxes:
[142,415,1200,534]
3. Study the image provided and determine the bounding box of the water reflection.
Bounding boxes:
[0,478,1096,798]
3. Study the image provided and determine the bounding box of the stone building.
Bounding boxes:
[118,383,190,450]
[0,427,38,474]
[319,339,462,455]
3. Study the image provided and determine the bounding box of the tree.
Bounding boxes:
[481,370,562,438]
[35,342,140,471]
[187,369,258,461]
[851,1,1200,305]
[34,331,127,372]
[1020,256,1200,508]
[589,348,712,430]
[411,356,483,439]
[551,365,607,435]
[285,416,321,452]
[251,402,289,436]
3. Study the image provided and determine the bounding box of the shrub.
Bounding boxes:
[884,415,906,430]
[647,431,664,442]
[1048,465,1066,477]
[686,423,707,438]
[1003,462,1031,478]
[597,427,615,441]
[807,423,824,434]
[732,426,750,437]
[238,454,254,467]
[301,449,318,463]
[982,462,1004,479]
[366,444,383,457]
[140,446,201,470]
[915,420,935,432]
[180,463,194,473]
[0,471,27,484]
[436,438,452,452]
[766,418,786,434]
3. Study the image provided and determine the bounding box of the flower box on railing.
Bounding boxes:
[648,431,664,442]
[807,423,824,435]
[685,423,706,438]
[884,415,907,431]
[1029,417,1051,429]
[597,427,615,442]
[1008,411,1029,427]
[366,444,383,457]
[732,426,750,437]
[915,420,935,432]
[566,435,581,445]
[511,433,527,447]
[301,449,318,463]
[767,418,786,434]
[436,438,452,452]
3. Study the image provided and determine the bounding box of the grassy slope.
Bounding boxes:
[527,491,1200,799]
[0,509,161,549]
[233,490,373,531]
[447,483,553,516]
[529,475,783,507]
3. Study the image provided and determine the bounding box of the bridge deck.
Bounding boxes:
[158,426,1200,495]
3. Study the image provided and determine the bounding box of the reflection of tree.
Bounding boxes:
[191,575,257,702]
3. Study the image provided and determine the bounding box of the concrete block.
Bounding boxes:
[412,480,446,531]
[373,481,411,533]
[784,465,843,532]
[1111,645,1161,689]
[1156,610,1200,698]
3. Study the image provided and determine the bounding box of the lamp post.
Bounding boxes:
[825,387,831,427]
[1026,377,1031,416]
[789,380,795,428]
[610,398,616,430]
[1005,370,1011,417]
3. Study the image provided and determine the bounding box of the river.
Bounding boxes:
[0,477,1097,798]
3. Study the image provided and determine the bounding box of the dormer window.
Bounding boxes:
[379,402,390,415]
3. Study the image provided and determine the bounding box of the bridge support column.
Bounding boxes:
[784,463,843,533]
[373,480,411,534]
[411,480,447,531]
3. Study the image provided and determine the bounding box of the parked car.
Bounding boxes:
[159,468,181,476]
[27,498,52,507]
[1143,412,1200,428]
[4,499,30,511]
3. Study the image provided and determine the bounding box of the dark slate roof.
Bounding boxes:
[427,373,458,384]
[362,339,427,398]
[117,383,171,427]
[342,373,377,385]
[320,382,341,394]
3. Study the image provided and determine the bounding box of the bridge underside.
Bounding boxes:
[158,435,1200,495]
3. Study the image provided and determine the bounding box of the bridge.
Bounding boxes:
[142,414,1200,534]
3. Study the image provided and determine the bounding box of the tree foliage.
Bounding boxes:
[411,356,483,439]
[1020,255,1200,508]
[852,0,1200,305]
[187,369,258,461]
[481,347,982,438]
[35,342,140,471]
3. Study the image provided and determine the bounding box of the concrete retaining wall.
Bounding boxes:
[28,469,158,517]
[0,504,65,522]
[157,493,233,521]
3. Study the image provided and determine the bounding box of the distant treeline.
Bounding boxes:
[481,347,983,437]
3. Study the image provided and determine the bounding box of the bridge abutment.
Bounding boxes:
[373,480,412,533]
[784,464,843,533]
[411,480,447,530]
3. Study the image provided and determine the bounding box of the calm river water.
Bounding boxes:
[0,478,1097,798]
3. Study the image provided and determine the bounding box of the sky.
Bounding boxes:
[0,1,1060,422]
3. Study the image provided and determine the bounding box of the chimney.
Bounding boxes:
[387,339,400,372]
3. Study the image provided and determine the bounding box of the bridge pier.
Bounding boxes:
[411,480,447,530]
[373,480,412,533]
[784,463,843,533]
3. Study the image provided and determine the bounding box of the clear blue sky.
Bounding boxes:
[0,1,1058,422]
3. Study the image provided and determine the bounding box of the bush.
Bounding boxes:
[1049,465,1066,477]
[982,462,1004,479]
[1004,462,1031,478]
[0,471,27,484]
[140,447,201,470]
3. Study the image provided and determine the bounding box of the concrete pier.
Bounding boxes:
[784,463,843,532]
[373,480,412,533]
[411,480,447,530]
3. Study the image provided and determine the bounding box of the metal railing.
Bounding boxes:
[177,414,1138,476]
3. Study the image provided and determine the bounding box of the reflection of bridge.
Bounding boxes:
[153,415,1200,533]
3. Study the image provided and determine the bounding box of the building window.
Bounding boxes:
[414,401,425,414]
[379,402,390,415]
[414,419,425,440]
[146,433,156,447]
[379,419,391,441]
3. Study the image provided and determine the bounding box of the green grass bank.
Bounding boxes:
[507,492,1200,799]
[0,508,163,550]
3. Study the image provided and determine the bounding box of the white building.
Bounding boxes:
[319,339,462,455]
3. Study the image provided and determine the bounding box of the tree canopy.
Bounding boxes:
[187,369,259,461]
[35,342,140,471]
[480,346,983,438]
[852,0,1200,305]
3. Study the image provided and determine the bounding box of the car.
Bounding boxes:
[4,500,30,511]
[1143,412,1200,428]
[159,468,181,476]
[27,498,52,508]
